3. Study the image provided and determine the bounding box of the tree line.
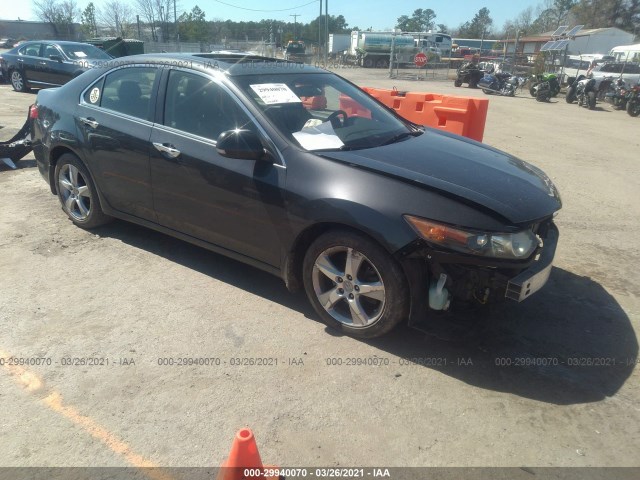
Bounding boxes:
[31,0,352,44]
[395,1,638,40]
[31,0,638,44]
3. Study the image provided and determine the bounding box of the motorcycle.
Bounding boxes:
[478,72,519,97]
[566,75,597,110]
[626,84,640,117]
[454,62,484,88]
[529,73,560,98]
[531,80,552,102]
[604,78,628,110]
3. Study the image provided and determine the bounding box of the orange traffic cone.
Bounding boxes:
[217,428,279,480]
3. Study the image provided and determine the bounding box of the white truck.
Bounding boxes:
[609,44,640,63]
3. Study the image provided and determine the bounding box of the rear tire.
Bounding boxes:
[54,153,112,229]
[303,230,409,339]
[10,69,29,92]
[454,79,462,87]
[628,100,640,117]
[587,91,596,110]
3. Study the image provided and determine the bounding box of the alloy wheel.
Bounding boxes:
[11,71,23,91]
[58,164,92,222]
[311,246,386,328]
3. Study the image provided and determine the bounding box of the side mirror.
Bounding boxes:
[49,54,63,62]
[216,129,269,161]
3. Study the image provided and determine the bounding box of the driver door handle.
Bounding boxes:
[153,142,181,159]
[79,117,99,129]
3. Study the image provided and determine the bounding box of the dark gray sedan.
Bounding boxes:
[30,53,561,338]
[2,40,112,92]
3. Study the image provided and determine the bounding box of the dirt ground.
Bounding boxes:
[0,65,639,473]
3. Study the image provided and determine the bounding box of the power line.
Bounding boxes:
[212,0,318,12]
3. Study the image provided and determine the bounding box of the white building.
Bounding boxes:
[505,27,635,58]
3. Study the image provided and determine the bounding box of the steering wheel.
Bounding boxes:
[327,110,348,129]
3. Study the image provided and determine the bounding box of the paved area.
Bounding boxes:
[0,68,639,471]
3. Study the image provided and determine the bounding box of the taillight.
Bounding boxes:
[29,104,38,119]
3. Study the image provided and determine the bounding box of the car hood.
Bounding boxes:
[320,128,562,224]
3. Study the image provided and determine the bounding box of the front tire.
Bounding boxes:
[10,69,28,92]
[454,79,462,87]
[303,230,409,338]
[54,153,111,229]
[627,100,640,117]
[566,86,576,103]
[587,91,596,110]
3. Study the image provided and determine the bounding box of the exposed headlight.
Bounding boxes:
[404,215,539,259]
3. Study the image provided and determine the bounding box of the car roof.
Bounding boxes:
[113,52,326,76]
[16,40,94,46]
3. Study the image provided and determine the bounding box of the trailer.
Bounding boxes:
[328,34,350,56]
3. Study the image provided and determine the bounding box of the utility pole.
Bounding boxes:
[174,0,179,45]
[324,0,328,67]
[290,14,299,40]
[318,0,322,64]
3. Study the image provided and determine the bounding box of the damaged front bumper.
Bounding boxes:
[505,223,558,302]
[398,220,559,326]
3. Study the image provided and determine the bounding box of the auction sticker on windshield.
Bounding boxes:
[250,83,301,104]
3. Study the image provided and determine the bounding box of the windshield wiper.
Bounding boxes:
[312,145,356,152]
[380,130,422,147]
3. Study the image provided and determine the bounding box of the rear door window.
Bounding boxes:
[19,43,41,57]
[99,67,157,120]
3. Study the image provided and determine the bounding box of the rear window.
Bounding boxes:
[59,44,111,60]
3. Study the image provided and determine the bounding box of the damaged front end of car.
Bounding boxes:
[396,214,559,329]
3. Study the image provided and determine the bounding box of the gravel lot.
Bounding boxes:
[1,66,639,472]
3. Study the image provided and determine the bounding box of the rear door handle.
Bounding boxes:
[153,142,181,159]
[79,117,99,129]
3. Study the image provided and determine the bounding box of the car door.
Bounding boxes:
[75,65,160,221]
[40,43,70,86]
[149,69,286,267]
[16,43,43,85]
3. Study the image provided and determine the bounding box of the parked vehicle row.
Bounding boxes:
[0,40,112,92]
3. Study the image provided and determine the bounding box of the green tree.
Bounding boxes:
[178,5,208,42]
[530,0,577,33]
[32,0,78,37]
[396,8,437,32]
[81,2,98,37]
[570,0,639,31]
[457,7,493,38]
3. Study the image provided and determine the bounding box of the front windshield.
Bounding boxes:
[232,72,415,151]
[60,44,112,60]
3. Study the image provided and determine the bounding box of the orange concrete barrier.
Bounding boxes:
[339,94,372,118]
[217,428,278,480]
[361,87,489,142]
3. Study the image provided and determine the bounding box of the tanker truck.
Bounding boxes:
[348,31,418,68]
